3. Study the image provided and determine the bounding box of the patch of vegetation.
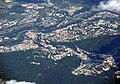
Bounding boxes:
[32,50,47,58]
[0,1,18,6]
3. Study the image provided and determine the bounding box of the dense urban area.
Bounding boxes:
[0,0,120,80]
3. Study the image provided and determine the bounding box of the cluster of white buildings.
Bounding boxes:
[0,40,39,53]
[5,0,13,3]
[0,19,18,29]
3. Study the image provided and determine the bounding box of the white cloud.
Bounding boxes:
[6,80,36,84]
[98,0,120,12]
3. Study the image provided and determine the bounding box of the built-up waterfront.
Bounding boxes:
[0,0,120,77]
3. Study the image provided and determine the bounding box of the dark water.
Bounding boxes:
[0,36,119,84]
[0,0,119,84]
[15,0,104,4]
[0,50,115,84]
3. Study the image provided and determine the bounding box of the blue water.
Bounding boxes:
[15,0,104,4]
[0,35,119,84]
[0,50,115,84]
[0,0,119,84]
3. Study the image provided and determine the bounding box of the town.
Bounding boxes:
[0,0,119,76]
